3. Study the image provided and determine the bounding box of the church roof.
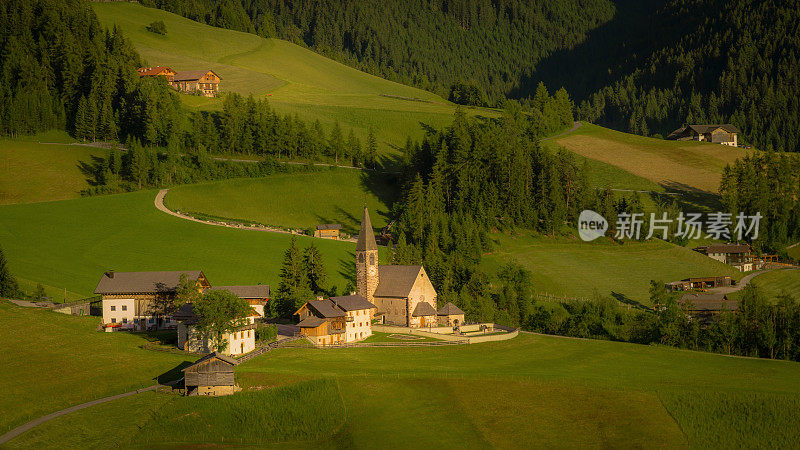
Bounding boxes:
[412,301,437,317]
[373,265,422,298]
[330,294,376,311]
[356,206,378,251]
[437,302,464,316]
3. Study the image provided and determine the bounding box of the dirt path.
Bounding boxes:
[0,384,163,445]
[539,121,582,141]
[154,189,357,242]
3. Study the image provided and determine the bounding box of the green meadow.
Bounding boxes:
[0,133,103,205]
[164,168,397,234]
[482,232,742,305]
[0,190,386,299]
[92,2,497,158]
[747,268,800,300]
[550,122,748,194]
[6,301,800,448]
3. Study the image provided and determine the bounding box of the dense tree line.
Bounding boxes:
[720,152,800,253]
[191,94,377,167]
[272,237,330,319]
[0,0,182,144]
[141,0,615,104]
[576,0,800,152]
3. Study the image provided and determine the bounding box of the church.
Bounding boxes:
[356,207,438,328]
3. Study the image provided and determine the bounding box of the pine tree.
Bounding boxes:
[328,122,344,164]
[366,128,378,168]
[0,244,19,298]
[274,236,314,318]
[303,243,327,295]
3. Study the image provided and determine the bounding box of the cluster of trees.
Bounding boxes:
[191,94,377,167]
[575,0,800,152]
[82,140,283,195]
[142,0,615,104]
[0,0,182,144]
[272,237,330,319]
[720,152,800,253]
[448,82,488,107]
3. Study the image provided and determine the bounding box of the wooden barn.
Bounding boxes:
[170,70,221,97]
[666,124,740,146]
[314,224,342,239]
[182,352,239,396]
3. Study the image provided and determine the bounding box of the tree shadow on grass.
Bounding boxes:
[611,291,649,311]
[655,180,723,212]
[337,250,357,291]
[77,155,106,186]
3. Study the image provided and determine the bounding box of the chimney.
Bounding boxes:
[107,270,115,279]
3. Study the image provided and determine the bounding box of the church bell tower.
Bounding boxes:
[356,206,379,303]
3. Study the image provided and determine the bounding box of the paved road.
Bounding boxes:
[0,384,163,445]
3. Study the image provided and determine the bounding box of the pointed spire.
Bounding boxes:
[356,206,378,251]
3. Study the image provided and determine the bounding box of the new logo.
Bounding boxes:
[578,210,608,241]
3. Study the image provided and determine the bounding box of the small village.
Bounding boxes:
[90,207,516,396]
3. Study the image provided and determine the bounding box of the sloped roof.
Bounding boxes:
[412,301,437,317]
[207,285,270,299]
[182,352,238,371]
[137,66,173,77]
[437,302,464,316]
[706,243,751,254]
[330,294,376,311]
[688,124,740,134]
[356,206,378,251]
[305,299,346,318]
[172,70,219,82]
[317,224,342,230]
[373,265,422,298]
[297,316,326,328]
[94,271,204,295]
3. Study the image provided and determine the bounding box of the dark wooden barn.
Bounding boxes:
[182,352,239,396]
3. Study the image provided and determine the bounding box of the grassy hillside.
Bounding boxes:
[482,232,742,305]
[0,301,187,434]
[550,122,748,194]
[0,190,385,299]
[0,134,104,205]
[92,2,495,157]
[6,308,800,447]
[748,269,800,300]
[164,169,396,234]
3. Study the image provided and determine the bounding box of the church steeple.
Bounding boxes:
[356,206,379,303]
[356,206,378,251]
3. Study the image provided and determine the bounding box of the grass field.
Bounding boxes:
[92,2,496,158]
[164,168,397,234]
[788,245,800,261]
[482,231,742,306]
[550,122,749,194]
[747,268,800,300]
[0,190,386,299]
[6,301,800,448]
[0,133,104,205]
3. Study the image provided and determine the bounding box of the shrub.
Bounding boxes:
[146,20,167,35]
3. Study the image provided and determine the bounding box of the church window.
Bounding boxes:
[369,254,375,265]
[359,254,364,263]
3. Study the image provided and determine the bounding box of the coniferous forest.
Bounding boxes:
[141,0,800,152]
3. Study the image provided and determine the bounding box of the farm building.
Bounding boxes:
[665,276,733,291]
[696,243,754,271]
[173,302,261,356]
[295,294,376,346]
[314,224,342,239]
[356,207,439,328]
[182,352,239,396]
[437,302,465,326]
[94,270,209,332]
[137,66,175,80]
[666,124,740,146]
[206,285,269,317]
[170,70,220,97]
[679,293,737,317]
